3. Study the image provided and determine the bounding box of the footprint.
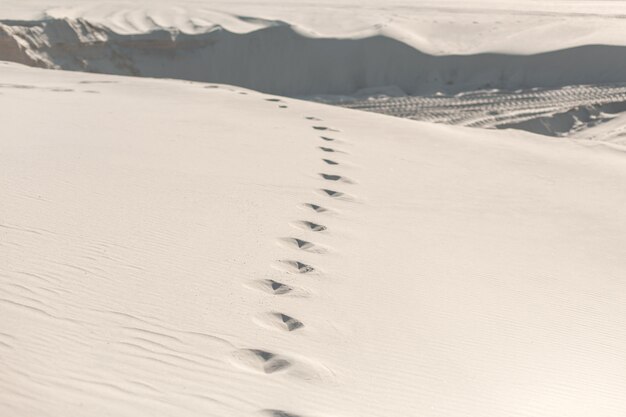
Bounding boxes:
[319,173,352,183]
[318,189,355,202]
[292,221,327,232]
[254,279,294,295]
[274,260,315,274]
[279,105,288,108]
[279,238,326,253]
[257,312,304,332]
[234,349,291,374]
[265,98,282,102]
[319,147,336,153]
[320,136,335,141]
[320,189,343,198]
[274,313,304,331]
[262,410,304,417]
[313,126,338,131]
[302,203,328,213]
[322,159,339,165]
[305,116,320,121]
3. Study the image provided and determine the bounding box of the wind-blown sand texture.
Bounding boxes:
[2,2,626,417]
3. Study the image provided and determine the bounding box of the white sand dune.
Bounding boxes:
[2,61,626,416]
[3,1,626,416]
[3,1,626,95]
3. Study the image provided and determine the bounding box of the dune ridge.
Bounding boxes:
[3,17,626,96]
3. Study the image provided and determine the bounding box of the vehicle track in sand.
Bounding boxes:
[339,83,626,136]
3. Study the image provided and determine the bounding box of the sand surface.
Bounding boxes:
[2,61,626,416]
[2,2,626,416]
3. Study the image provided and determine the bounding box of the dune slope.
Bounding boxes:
[1,62,626,417]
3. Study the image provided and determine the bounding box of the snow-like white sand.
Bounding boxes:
[3,1,626,95]
[2,61,626,416]
[2,1,626,416]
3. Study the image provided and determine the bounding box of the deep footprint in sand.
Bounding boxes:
[257,312,305,332]
[292,221,327,232]
[322,159,339,165]
[313,126,339,132]
[274,260,315,274]
[318,188,355,202]
[262,410,305,417]
[274,313,304,331]
[319,146,345,154]
[319,173,353,183]
[234,349,292,374]
[320,189,344,198]
[279,238,327,253]
[255,279,294,295]
[302,203,329,213]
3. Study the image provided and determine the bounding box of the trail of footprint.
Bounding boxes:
[234,349,292,374]
[274,260,316,274]
[322,159,339,165]
[279,238,327,253]
[292,221,326,232]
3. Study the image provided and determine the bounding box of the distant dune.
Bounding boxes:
[3,2,626,95]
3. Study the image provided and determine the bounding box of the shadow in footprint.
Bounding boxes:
[293,221,327,232]
[256,279,293,295]
[279,238,326,253]
[236,349,291,374]
[321,189,344,198]
[263,410,305,417]
[319,173,353,183]
[322,159,339,165]
[268,313,304,332]
[320,136,335,141]
[302,203,329,213]
[313,126,338,132]
[305,116,321,121]
[279,105,288,108]
[319,146,337,153]
[275,260,315,274]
